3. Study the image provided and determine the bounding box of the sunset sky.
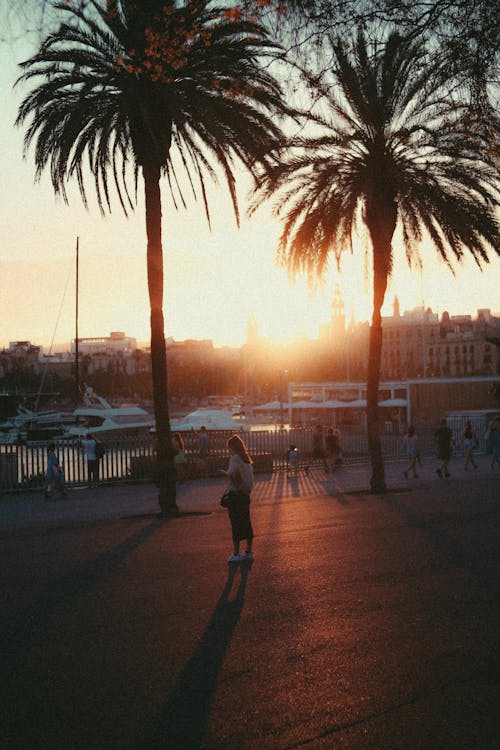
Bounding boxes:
[1,28,499,354]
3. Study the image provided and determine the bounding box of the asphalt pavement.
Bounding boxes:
[2,455,499,749]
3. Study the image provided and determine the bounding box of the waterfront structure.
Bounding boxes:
[287,380,410,430]
[287,376,500,431]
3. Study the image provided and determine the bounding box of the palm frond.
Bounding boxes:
[16,0,289,222]
[251,28,499,293]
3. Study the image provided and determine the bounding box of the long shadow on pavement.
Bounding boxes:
[3,517,167,651]
[137,560,253,749]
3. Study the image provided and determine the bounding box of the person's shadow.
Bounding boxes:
[287,473,301,496]
[137,560,253,749]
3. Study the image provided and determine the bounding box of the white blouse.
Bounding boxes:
[228,454,254,494]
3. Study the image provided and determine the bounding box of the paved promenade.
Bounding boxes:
[2,456,499,748]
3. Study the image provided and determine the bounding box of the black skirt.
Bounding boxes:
[227,492,253,542]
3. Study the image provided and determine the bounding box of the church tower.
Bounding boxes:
[331,285,345,334]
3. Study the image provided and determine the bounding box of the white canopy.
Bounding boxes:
[289,398,407,410]
[291,399,367,409]
[378,398,407,407]
[341,399,367,408]
[253,401,291,411]
[291,400,324,409]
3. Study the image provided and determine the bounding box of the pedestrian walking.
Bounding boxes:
[172,432,188,480]
[434,418,453,478]
[486,417,500,469]
[44,442,67,500]
[81,432,99,488]
[325,427,340,472]
[403,425,419,479]
[462,420,478,470]
[312,424,328,472]
[220,434,254,563]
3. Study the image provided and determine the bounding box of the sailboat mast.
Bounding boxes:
[75,237,79,404]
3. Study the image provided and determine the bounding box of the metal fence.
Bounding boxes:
[0,437,156,492]
[0,424,487,493]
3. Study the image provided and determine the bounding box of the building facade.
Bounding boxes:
[380,301,500,379]
[71,331,137,356]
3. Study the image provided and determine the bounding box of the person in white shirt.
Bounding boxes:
[403,425,419,479]
[81,432,98,488]
[222,434,254,563]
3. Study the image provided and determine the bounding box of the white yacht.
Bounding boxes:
[170,407,249,432]
[63,387,155,440]
[0,405,75,443]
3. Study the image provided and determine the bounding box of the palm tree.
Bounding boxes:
[16,0,288,514]
[251,31,499,493]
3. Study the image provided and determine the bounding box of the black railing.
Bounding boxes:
[0,425,482,493]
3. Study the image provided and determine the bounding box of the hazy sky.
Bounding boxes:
[1,24,499,353]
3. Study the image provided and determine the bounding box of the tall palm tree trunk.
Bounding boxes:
[366,195,397,494]
[367,268,388,493]
[143,164,178,516]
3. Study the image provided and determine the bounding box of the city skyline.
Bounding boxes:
[1,31,499,352]
[4,295,499,357]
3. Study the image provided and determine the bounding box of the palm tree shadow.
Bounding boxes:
[137,560,253,749]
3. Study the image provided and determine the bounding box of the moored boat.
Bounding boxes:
[62,387,155,439]
[170,407,249,432]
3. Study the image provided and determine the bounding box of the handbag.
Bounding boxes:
[220,490,242,508]
[220,491,233,508]
[220,489,247,508]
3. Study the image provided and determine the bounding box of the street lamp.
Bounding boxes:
[279,370,288,428]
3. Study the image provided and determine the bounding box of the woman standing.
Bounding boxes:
[222,434,254,563]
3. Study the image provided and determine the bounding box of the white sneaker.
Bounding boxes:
[228,553,241,563]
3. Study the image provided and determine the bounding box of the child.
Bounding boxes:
[288,444,298,474]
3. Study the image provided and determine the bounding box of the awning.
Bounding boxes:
[291,399,367,409]
[253,401,290,410]
[290,398,407,410]
[291,400,325,409]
